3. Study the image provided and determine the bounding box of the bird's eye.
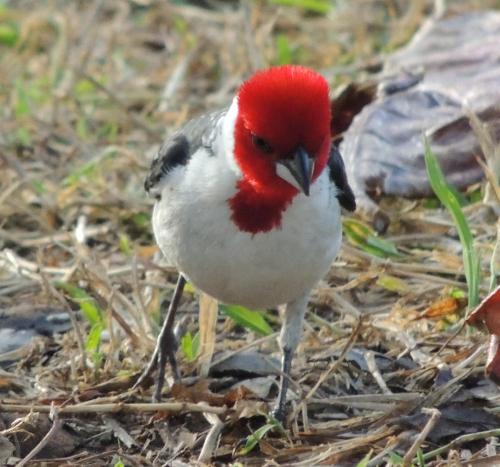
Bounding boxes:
[251,134,273,154]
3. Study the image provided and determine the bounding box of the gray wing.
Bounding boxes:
[145,109,226,198]
[328,145,356,212]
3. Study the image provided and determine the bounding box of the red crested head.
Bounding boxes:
[229,65,332,234]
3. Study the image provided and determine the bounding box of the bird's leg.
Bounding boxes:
[133,274,186,402]
[272,293,309,423]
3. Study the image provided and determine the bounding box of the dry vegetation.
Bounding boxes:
[1,0,500,466]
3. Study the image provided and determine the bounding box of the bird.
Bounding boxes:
[134,65,356,422]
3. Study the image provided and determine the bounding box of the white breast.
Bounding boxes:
[152,150,342,309]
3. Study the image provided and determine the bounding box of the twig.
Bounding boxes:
[0,223,111,248]
[16,407,62,467]
[403,408,441,466]
[436,319,467,355]
[310,393,421,404]
[198,413,224,462]
[453,343,488,371]
[198,293,218,377]
[365,350,392,395]
[333,292,361,319]
[301,402,310,433]
[422,428,500,462]
[0,401,226,415]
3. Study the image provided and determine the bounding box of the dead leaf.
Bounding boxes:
[400,405,500,443]
[466,287,500,383]
[231,399,269,420]
[135,245,159,259]
[422,296,460,319]
[342,12,500,223]
[0,375,24,392]
[0,436,14,466]
[1,412,78,458]
[258,438,280,457]
[376,274,410,294]
[466,286,500,334]
[230,376,277,399]
[223,385,253,405]
[171,380,225,406]
[80,373,142,396]
[331,81,377,138]
[211,351,280,376]
[431,250,463,270]
[486,335,500,384]
[442,347,476,364]
[103,416,138,448]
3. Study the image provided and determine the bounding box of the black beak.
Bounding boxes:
[276,146,315,196]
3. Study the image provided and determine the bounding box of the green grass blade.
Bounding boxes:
[424,139,480,308]
[181,331,200,361]
[417,448,426,467]
[276,34,293,65]
[219,304,273,336]
[490,226,499,292]
[356,451,373,467]
[238,422,277,456]
[270,0,331,14]
[56,282,104,326]
[86,322,103,354]
[343,218,401,258]
[0,23,18,47]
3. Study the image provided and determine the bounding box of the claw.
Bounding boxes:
[133,274,186,401]
[271,405,287,424]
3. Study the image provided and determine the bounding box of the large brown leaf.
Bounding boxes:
[340,11,500,228]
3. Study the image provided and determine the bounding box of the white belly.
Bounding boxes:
[153,164,342,309]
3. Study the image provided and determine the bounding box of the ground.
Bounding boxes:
[0,0,499,466]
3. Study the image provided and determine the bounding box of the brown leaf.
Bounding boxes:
[80,373,142,398]
[401,404,500,443]
[341,12,500,223]
[1,412,78,458]
[231,399,268,420]
[223,385,253,405]
[171,380,225,406]
[0,376,23,391]
[466,286,500,334]
[135,245,159,259]
[442,347,476,364]
[330,81,376,138]
[486,335,500,384]
[259,439,280,457]
[422,297,460,319]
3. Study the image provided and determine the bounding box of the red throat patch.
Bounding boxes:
[229,179,292,234]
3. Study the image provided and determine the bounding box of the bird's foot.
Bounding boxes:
[132,328,180,402]
[271,402,288,425]
[132,347,158,390]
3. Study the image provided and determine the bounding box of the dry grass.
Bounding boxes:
[1,0,500,465]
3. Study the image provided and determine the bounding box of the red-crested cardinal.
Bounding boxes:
[135,65,356,421]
